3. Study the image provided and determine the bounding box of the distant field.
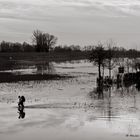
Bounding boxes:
[0,72,73,83]
[0,51,89,61]
[0,52,90,70]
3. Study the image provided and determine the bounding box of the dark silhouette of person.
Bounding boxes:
[18,96,21,106]
[18,96,26,119]
[18,96,25,108]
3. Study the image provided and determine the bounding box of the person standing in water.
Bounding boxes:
[18,96,25,108]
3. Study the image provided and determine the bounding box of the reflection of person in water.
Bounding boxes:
[18,96,26,119]
[18,105,25,119]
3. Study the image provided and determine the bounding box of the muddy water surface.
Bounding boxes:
[0,61,140,140]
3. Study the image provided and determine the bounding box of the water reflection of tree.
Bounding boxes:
[36,61,55,75]
[90,79,140,119]
[107,87,112,122]
[89,79,140,137]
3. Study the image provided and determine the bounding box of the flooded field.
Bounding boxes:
[0,60,140,140]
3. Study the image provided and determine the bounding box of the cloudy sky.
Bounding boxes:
[0,0,140,48]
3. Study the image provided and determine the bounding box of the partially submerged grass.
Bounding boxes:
[0,52,88,82]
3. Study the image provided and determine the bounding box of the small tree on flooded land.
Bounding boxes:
[125,58,132,73]
[89,43,105,80]
[89,43,106,98]
[104,40,117,79]
[132,59,140,72]
[32,30,57,52]
[127,49,139,72]
[102,61,105,79]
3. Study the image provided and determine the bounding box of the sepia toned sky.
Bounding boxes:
[0,0,140,48]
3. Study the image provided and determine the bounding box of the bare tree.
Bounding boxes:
[89,43,106,98]
[32,30,57,52]
[125,58,132,73]
[105,40,116,78]
[90,43,105,80]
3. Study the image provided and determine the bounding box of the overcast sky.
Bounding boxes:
[0,0,140,48]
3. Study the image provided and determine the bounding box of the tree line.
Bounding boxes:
[0,29,140,59]
[0,30,81,53]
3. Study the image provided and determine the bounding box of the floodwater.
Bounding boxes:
[0,60,140,140]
